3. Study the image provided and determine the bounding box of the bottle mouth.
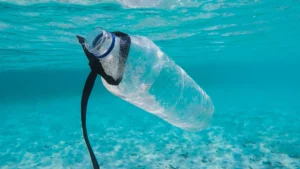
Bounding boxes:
[85,27,115,58]
[92,32,103,48]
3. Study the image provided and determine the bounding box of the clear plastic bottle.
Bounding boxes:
[85,27,214,132]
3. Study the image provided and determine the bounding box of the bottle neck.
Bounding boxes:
[85,29,116,58]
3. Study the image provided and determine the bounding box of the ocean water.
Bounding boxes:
[1,0,300,168]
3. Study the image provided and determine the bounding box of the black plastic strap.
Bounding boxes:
[77,35,101,169]
[77,31,131,169]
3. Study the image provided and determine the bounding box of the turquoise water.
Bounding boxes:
[1,0,300,168]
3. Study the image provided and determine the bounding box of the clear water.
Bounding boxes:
[1,0,300,168]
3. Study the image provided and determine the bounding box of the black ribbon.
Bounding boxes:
[76,32,130,169]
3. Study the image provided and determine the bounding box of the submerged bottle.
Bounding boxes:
[84,27,214,132]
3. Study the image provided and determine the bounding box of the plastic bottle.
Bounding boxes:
[84,27,214,132]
